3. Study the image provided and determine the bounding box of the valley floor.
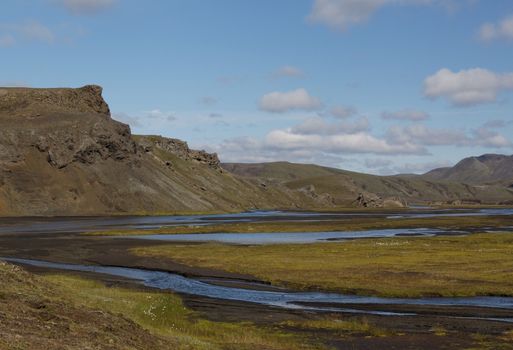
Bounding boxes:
[1,210,513,349]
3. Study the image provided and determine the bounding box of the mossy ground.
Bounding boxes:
[133,233,513,298]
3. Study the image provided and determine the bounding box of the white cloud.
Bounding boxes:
[382,109,430,121]
[291,116,370,135]
[259,88,322,113]
[1,21,55,45]
[18,21,55,43]
[364,158,393,169]
[386,123,512,148]
[389,160,453,175]
[330,105,357,119]
[112,112,142,128]
[478,15,513,41]
[272,66,304,78]
[472,125,512,148]
[307,0,466,31]
[423,68,513,106]
[0,81,30,87]
[265,129,424,155]
[387,124,468,146]
[56,0,117,15]
[0,34,15,47]
[145,109,176,121]
[308,0,389,31]
[200,96,218,106]
[112,109,176,128]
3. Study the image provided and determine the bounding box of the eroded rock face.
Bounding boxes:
[353,192,407,208]
[137,135,220,169]
[0,84,308,216]
[0,85,110,117]
[0,86,135,169]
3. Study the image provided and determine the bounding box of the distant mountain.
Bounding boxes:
[423,154,513,185]
[223,161,513,206]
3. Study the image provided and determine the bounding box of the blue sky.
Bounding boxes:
[1,0,512,174]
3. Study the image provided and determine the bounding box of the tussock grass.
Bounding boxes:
[133,233,513,298]
[45,275,323,350]
[282,318,389,337]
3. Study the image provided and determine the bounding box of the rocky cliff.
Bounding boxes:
[0,85,314,216]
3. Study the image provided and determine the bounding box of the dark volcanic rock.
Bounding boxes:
[0,85,308,216]
[0,85,110,116]
[137,135,220,169]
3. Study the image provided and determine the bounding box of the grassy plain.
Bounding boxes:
[0,260,328,350]
[44,274,324,350]
[133,233,513,298]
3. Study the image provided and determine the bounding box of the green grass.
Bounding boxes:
[281,318,389,338]
[83,214,513,237]
[133,233,513,298]
[44,274,324,350]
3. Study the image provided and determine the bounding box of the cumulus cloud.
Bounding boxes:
[112,109,176,128]
[199,96,218,106]
[386,124,468,146]
[55,0,117,15]
[363,158,456,176]
[472,124,512,148]
[0,34,15,47]
[307,0,466,31]
[211,117,511,169]
[0,21,55,45]
[18,21,55,43]
[112,112,142,128]
[272,66,305,78]
[330,105,357,119]
[265,129,424,155]
[291,116,370,135]
[0,81,30,87]
[386,123,512,148]
[389,160,453,175]
[381,109,430,121]
[482,119,512,129]
[478,15,513,41]
[423,68,513,106]
[308,0,389,31]
[259,88,322,113]
[145,109,176,121]
[364,158,393,169]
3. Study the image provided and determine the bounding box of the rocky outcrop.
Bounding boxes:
[31,118,136,169]
[298,184,335,206]
[353,192,407,208]
[136,135,220,169]
[0,85,110,117]
[0,85,310,216]
[0,86,136,170]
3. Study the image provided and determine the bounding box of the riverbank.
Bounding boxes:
[132,232,513,298]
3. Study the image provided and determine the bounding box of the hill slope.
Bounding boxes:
[0,86,313,216]
[222,162,513,206]
[423,154,513,185]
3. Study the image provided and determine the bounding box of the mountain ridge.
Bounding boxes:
[423,154,513,185]
[0,85,317,216]
[1,85,512,216]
